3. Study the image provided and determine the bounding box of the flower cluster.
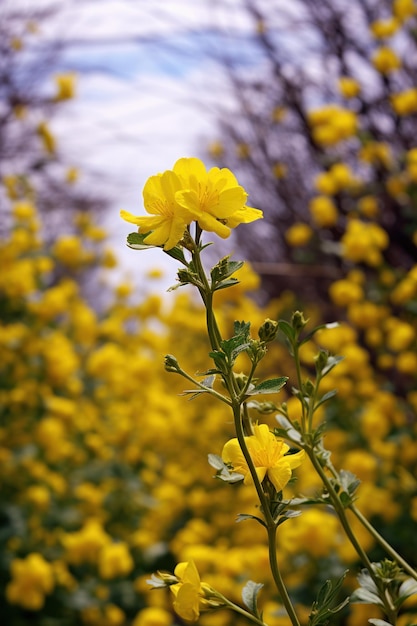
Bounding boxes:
[121,157,263,250]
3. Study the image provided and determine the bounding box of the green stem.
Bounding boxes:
[324,453,417,581]
[351,504,417,582]
[231,401,301,626]
[267,525,301,626]
[176,368,232,406]
[214,593,266,626]
[306,448,396,619]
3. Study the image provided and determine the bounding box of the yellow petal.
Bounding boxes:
[285,449,305,470]
[267,462,292,492]
[173,582,200,621]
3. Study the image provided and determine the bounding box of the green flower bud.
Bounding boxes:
[258,318,279,343]
[164,354,180,373]
[291,310,309,332]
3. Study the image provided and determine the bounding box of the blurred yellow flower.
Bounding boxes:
[285,223,313,247]
[372,46,401,74]
[391,88,417,116]
[222,423,304,492]
[6,553,54,610]
[370,18,400,38]
[338,76,361,98]
[98,542,134,579]
[309,196,338,228]
[54,73,76,100]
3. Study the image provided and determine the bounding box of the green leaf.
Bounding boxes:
[321,355,344,376]
[126,232,154,249]
[397,578,417,606]
[212,278,240,291]
[350,588,383,606]
[301,321,340,345]
[210,257,244,286]
[236,513,266,528]
[208,454,244,483]
[241,580,264,615]
[246,377,288,396]
[275,415,302,443]
[314,389,338,410]
[278,319,296,343]
[164,246,187,264]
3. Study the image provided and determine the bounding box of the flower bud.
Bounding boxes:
[258,318,279,343]
[164,354,180,373]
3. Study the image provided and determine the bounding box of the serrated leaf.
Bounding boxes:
[246,377,288,396]
[241,580,264,614]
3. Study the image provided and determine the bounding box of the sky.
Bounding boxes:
[38,0,260,291]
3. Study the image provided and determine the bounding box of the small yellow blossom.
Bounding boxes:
[133,607,173,626]
[285,223,313,247]
[222,423,304,492]
[6,553,54,611]
[308,106,358,146]
[391,88,417,116]
[98,542,134,579]
[372,47,402,74]
[54,73,76,100]
[338,76,361,98]
[37,121,56,154]
[393,0,416,22]
[309,196,338,228]
[370,18,400,38]
[329,279,364,307]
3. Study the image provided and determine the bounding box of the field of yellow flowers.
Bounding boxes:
[1,186,417,626]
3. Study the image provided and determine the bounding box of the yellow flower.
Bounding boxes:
[338,76,361,99]
[372,47,401,74]
[222,423,304,492]
[173,157,262,236]
[391,88,417,116]
[54,73,76,100]
[393,0,416,22]
[121,169,193,250]
[170,561,218,622]
[6,553,54,611]
[370,18,400,39]
[98,542,134,580]
[285,223,313,247]
[309,196,338,228]
[121,158,262,249]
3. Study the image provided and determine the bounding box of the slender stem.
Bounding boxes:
[213,593,266,626]
[267,525,301,626]
[231,401,300,626]
[306,448,397,619]
[176,368,232,406]
[351,504,417,582]
[323,448,417,581]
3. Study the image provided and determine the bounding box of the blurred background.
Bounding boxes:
[2,1,417,625]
